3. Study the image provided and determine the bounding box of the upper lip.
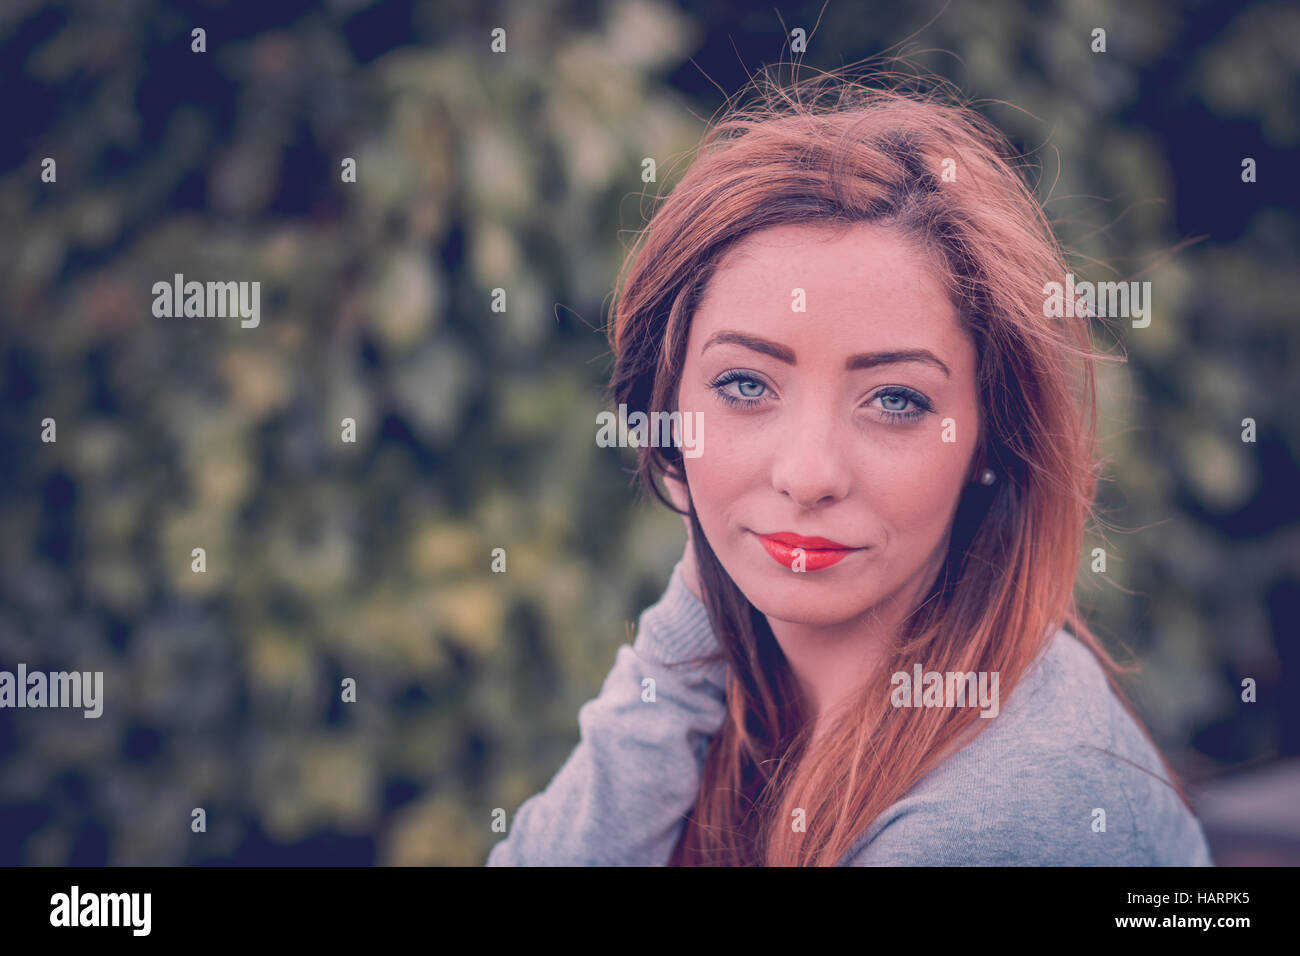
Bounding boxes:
[757,531,860,550]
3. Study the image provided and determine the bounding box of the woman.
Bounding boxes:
[487,69,1213,866]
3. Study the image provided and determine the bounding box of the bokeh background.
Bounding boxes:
[1,0,1298,865]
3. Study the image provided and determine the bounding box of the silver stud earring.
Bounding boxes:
[979,468,996,486]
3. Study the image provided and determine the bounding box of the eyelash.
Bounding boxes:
[707,370,934,423]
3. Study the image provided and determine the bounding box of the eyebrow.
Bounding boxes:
[701,330,951,377]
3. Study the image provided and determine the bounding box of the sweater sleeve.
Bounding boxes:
[486,561,728,866]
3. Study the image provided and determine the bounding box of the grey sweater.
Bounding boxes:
[487,561,1214,866]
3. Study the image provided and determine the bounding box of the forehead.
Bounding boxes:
[692,222,964,353]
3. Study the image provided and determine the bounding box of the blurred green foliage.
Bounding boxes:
[0,0,1297,864]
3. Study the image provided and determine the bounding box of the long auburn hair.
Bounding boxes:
[604,66,1195,866]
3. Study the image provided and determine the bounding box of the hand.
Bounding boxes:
[663,471,703,602]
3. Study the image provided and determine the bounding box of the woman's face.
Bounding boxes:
[677,222,981,629]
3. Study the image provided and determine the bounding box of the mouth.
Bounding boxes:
[752,531,867,572]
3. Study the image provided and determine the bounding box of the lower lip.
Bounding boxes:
[755,535,864,571]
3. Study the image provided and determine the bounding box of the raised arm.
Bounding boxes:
[486,560,728,866]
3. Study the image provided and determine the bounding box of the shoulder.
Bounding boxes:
[842,629,1213,866]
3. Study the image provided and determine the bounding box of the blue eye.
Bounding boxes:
[871,387,932,423]
[710,370,769,407]
[707,372,934,425]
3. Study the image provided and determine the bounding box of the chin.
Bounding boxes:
[754,595,875,628]
[724,560,880,627]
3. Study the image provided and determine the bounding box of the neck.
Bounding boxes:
[767,547,948,737]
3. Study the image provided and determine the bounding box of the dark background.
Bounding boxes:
[1,0,1297,865]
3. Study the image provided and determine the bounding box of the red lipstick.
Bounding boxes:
[754,532,864,571]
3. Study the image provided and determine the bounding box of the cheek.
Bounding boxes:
[677,391,765,529]
[679,412,753,516]
[866,431,973,537]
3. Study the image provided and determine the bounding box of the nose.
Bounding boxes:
[769,401,853,510]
